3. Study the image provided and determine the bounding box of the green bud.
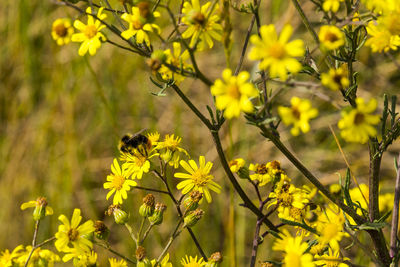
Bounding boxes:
[183,209,204,228]
[205,252,223,267]
[106,205,129,225]
[94,220,109,240]
[136,259,152,267]
[32,197,48,221]
[183,191,203,213]
[148,203,167,225]
[237,166,250,179]
[139,194,155,217]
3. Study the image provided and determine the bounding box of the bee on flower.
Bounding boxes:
[51,18,74,46]
[181,0,223,51]
[54,209,95,256]
[155,134,188,168]
[338,97,380,143]
[210,69,259,119]
[248,24,305,81]
[71,7,107,56]
[277,97,318,136]
[174,156,221,203]
[321,65,350,91]
[104,158,137,205]
[120,2,161,46]
[319,25,345,51]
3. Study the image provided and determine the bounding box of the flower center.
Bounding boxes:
[84,25,98,39]
[227,83,240,99]
[256,164,268,174]
[132,20,143,30]
[54,24,68,37]
[285,251,302,267]
[291,107,301,119]
[326,260,340,267]
[112,175,125,190]
[324,32,339,43]
[67,228,79,241]
[279,192,293,207]
[333,73,343,85]
[192,170,209,186]
[289,207,303,220]
[354,112,365,125]
[322,223,339,240]
[192,12,206,26]
[269,43,286,59]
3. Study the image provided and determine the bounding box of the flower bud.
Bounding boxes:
[183,209,204,228]
[94,220,109,240]
[139,194,155,217]
[205,252,222,267]
[32,197,48,221]
[106,205,129,225]
[183,191,203,213]
[148,203,166,225]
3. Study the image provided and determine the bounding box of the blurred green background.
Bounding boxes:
[1,0,399,265]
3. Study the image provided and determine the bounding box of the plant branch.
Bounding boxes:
[390,153,400,258]
[95,241,136,264]
[24,220,40,267]
[290,0,320,45]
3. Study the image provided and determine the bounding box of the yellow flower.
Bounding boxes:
[321,66,349,91]
[159,42,192,84]
[0,245,24,267]
[71,7,107,56]
[16,246,60,267]
[361,0,397,13]
[249,24,305,81]
[314,248,349,267]
[120,5,161,46]
[210,69,259,118]
[338,97,380,143]
[319,25,345,50]
[174,156,221,203]
[109,257,128,267]
[51,18,74,46]
[249,160,285,186]
[229,158,245,173]
[104,158,137,205]
[365,21,400,53]
[322,0,344,13]
[67,250,98,266]
[278,97,318,136]
[181,0,223,51]
[21,196,53,220]
[151,253,173,267]
[316,204,347,251]
[54,209,95,254]
[273,232,315,267]
[155,134,188,168]
[180,255,205,266]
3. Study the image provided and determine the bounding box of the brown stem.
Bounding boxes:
[390,153,400,258]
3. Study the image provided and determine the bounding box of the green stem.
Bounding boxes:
[138,217,146,242]
[291,0,320,44]
[124,223,138,246]
[95,241,136,264]
[140,224,154,245]
[24,220,40,267]
[155,221,183,266]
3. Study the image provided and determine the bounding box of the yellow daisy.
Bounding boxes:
[211,69,259,119]
[71,7,107,56]
[0,245,24,267]
[314,248,349,267]
[20,196,53,221]
[51,18,74,46]
[174,156,221,203]
[180,255,205,266]
[109,257,128,267]
[321,66,350,91]
[277,97,318,136]
[181,0,223,51]
[249,24,305,81]
[159,42,192,84]
[322,0,344,13]
[17,246,60,267]
[155,134,188,168]
[54,209,95,254]
[319,25,345,51]
[104,158,137,205]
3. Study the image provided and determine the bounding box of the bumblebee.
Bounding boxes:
[119,131,152,157]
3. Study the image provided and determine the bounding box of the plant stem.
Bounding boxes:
[369,140,381,222]
[140,224,154,245]
[24,220,40,267]
[291,0,320,44]
[249,217,262,267]
[125,223,138,246]
[390,153,400,258]
[155,221,183,266]
[138,217,146,242]
[95,241,136,264]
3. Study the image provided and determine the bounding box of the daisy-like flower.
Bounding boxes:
[21,196,53,221]
[151,253,173,267]
[338,97,380,143]
[365,21,400,53]
[321,66,350,91]
[322,0,344,13]
[273,232,315,267]
[51,18,74,46]
[122,151,156,179]
[174,156,221,203]
[71,7,107,56]
[210,69,259,119]
[0,245,24,267]
[109,257,128,267]
[104,158,137,205]
[248,24,305,81]
[65,250,98,266]
[229,158,245,173]
[16,246,61,267]
[319,25,345,51]
[278,97,318,136]
[181,0,223,51]
[159,42,193,84]
[54,209,95,254]
[249,160,285,186]
[314,248,349,267]
[120,4,161,46]
[155,134,188,168]
[180,255,206,266]
[361,0,397,13]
